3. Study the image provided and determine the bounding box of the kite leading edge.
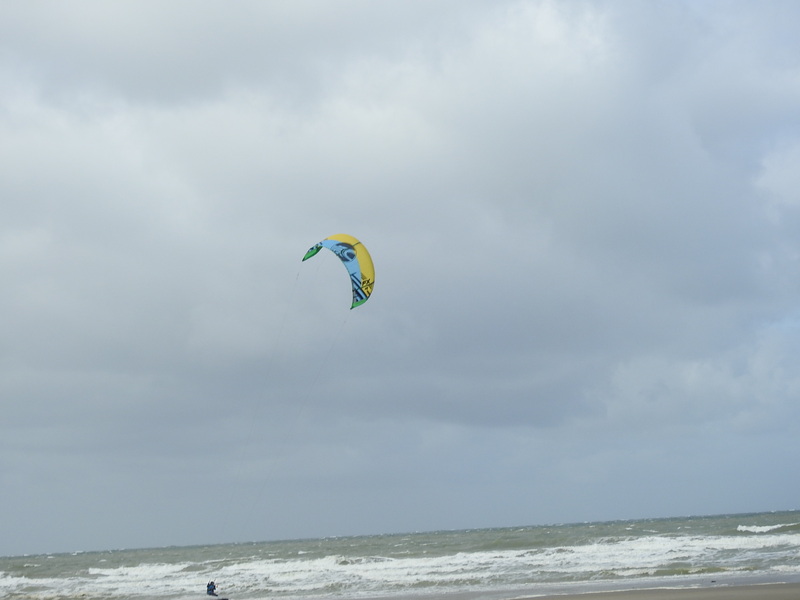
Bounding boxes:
[302,233,375,309]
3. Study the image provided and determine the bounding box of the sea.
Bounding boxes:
[2,511,800,600]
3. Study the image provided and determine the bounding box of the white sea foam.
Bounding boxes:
[47,532,798,599]
[738,523,797,533]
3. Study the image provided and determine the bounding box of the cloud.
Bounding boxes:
[2,0,800,556]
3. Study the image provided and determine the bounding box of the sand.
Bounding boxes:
[533,583,800,600]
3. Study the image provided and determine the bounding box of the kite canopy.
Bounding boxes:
[302,234,375,308]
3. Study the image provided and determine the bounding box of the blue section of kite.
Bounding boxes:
[302,234,375,309]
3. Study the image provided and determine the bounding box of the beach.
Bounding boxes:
[534,583,800,600]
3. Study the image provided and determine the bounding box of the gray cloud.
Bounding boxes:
[2,0,800,556]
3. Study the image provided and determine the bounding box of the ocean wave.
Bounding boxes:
[4,512,800,600]
[737,523,800,534]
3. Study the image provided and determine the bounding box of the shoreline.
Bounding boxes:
[527,583,800,600]
[377,578,800,600]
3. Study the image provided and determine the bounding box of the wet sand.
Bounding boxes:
[532,583,800,600]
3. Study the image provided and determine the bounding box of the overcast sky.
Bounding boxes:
[2,0,800,557]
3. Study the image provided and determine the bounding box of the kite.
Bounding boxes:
[302,234,375,309]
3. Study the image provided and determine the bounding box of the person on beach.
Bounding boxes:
[207,581,218,596]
